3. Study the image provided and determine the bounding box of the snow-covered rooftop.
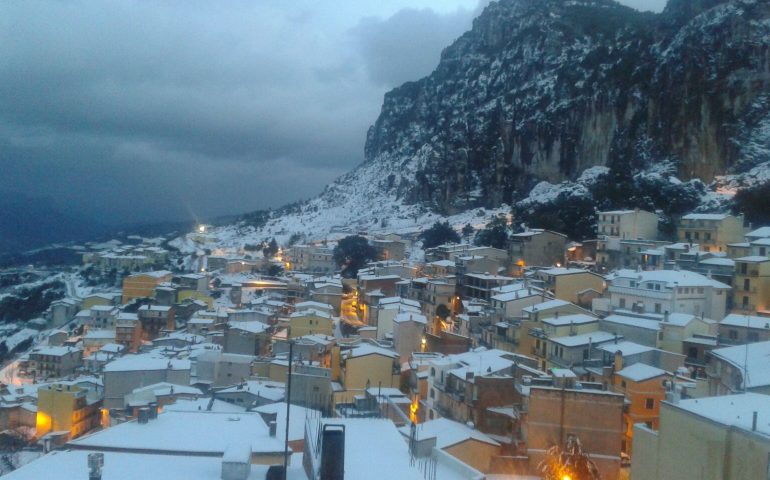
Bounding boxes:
[709,341,770,389]
[227,320,269,334]
[393,312,428,324]
[347,344,398,359]
[541,314,597,327]
[306,419,423,480]
[598,341,655,357]
[735,255,770,263]
[671,393,770,437]
[699,257,735,267]
[30,346,79,357]
[217,380,285,401]
[681,213,731,220]
[616,363,668,382]
[720,314,770,330]
[103,355,190,373]
[522,299,572,313]
[612,269,731,289]
[549,330,616,348]
[399,417,500,449]
[164,397,246,413]
[1,450,308,480]
[601,314,661,331]
[254,402,321,442]
[69,411,285,455]
[539,267,594,276]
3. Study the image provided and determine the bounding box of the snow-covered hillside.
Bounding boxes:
[171,158,511,253]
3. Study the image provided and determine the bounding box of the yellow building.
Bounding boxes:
[534,267,606,305]
[82,293,119,311]
[733,256,770,314]
[36,383,101,440]
[516,300,591,361]
[526,313,598,369]
[177,290,214,309]
[333,345,400,405]
[612,363,669,455]
[288,309,333,338]
[632,393,770,480]
[121,270,172,304]
[677,213,746,253]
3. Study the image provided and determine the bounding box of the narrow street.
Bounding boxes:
[340,291,364,327]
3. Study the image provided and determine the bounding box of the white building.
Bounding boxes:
[608,269,730,320]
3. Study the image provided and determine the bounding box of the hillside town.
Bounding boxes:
[0,209,766,480]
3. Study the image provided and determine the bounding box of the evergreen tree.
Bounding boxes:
[420,222,460,249]
[333,236,377,278]
[263,238,279,258]
[461,223,474,241]
[474,215,510,249]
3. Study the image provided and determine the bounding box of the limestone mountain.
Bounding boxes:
[362,0,770,214]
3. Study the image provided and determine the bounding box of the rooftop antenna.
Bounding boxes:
[744,313,750,393]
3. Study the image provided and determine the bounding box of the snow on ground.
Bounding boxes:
[3,329,38,352]
[171,155,511,252]
[715,161,770,191]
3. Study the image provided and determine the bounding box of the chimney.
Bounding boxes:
[321,424,345,480]
[269,421,277,437]
[665,383,680,405]
[88,453,104,480]
[221,444,252,480]
[138,408,150,424]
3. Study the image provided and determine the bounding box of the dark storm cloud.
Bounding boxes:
[0,0,388,223]
[350,5,484,87]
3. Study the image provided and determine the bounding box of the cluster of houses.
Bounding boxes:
[2,211,770,480]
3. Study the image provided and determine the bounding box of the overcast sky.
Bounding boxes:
[0,0,667,226]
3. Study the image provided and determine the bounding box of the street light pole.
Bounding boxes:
[283,341,293,480]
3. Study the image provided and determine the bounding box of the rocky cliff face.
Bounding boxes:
[363,0,770,214]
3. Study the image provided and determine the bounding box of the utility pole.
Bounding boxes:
[283,341,293,480]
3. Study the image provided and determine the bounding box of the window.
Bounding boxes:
[655,303,662,314]
[749,331,759,342]
[705,233,711,241]
[743,296,750,309]
[429,389,435,399]
[694,232,700,240]
[620,298,626,309]
[645,398,655,410]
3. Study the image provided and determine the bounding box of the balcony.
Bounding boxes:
[608,285,671,300]
[530,347,546,357]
